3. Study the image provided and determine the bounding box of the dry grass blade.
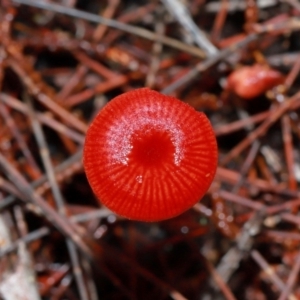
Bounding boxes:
[12,0,206,58]
[0,153,92,258]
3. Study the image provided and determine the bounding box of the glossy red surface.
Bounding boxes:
[84,88,218,221]
[227,64,284,99]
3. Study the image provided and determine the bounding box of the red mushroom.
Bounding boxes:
[226,64,284,99]
[83,88,217,221]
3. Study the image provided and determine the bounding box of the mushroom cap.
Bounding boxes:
[84,88,218,221]
[227,64,284,99]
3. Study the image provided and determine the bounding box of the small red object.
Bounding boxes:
[227,64,284,99]
[84,88,217,221]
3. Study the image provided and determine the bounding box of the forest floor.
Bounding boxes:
[0,0,300,299]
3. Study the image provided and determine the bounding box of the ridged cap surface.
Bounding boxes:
[84,88,217,221]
